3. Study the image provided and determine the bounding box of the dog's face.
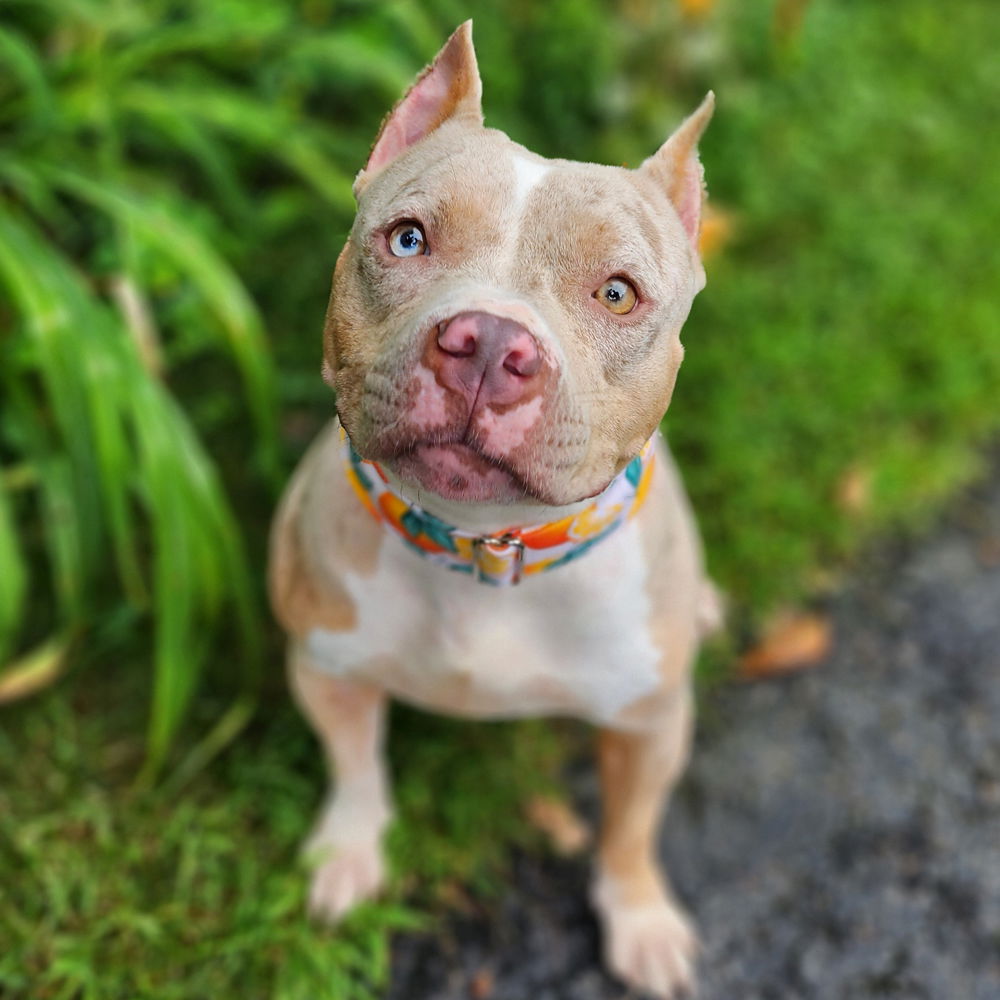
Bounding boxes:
[325,22,712,507]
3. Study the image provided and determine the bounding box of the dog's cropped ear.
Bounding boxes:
[640,92,715,277]
[354,21,482,196]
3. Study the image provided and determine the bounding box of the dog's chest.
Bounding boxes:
[305,518,662,723]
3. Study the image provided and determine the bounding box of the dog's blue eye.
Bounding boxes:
[388,222,427,257]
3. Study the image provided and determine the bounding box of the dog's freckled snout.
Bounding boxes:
[432,311,542,407]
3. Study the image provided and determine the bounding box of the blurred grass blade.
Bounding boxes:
[0,208,259,771]
[0,212,138,610]
[37,164,280,477]
[36,457,87,620]
[126,375,260,771]
[109,273,164,376]
[0,26,54,124]
[0,633,73,704]
[119,85,357,214]
[115,104,252,221]
[155,693,256,795]
[283,31,417,95]
[0,153,72,227]
[107,18,285,80]
[0,469,28,665]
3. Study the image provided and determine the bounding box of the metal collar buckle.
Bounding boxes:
[472,533,526,584]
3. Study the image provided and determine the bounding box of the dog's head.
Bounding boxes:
[325,22,712,508]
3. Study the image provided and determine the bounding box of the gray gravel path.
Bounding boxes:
[389,466,1000,999]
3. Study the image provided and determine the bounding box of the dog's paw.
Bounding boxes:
[595,894,699,998]
[304,840,385,923]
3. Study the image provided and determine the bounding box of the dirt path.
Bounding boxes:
[389,466,1000,999]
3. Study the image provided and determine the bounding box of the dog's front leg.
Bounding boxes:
[593,686,698,998]
[289,644,393,922]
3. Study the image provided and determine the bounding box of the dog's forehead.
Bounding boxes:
[506,150,672,256]
[362,123,683,260]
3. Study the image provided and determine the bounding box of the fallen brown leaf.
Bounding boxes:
[678,0,717,20]
[835,464,872,515]
[739,612,833,680]
[0,634,72,705]
[976,535,1000,569]
[436,879,476,914]
[773,0,813,44]
[470,967,495,1000]
[525,794,591,855]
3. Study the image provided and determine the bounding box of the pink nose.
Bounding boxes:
[432,312,542,406]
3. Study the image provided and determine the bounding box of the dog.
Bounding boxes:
[269,21,718,997]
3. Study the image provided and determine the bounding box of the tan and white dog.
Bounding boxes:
[269,21,719,998]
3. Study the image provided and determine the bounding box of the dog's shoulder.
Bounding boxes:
[268,419,383,637]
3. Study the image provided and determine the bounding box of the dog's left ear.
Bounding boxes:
[640,92,715,280]
[354,21,482,196]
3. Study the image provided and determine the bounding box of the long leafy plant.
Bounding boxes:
[0,0,404,771]
[0,0,671,773]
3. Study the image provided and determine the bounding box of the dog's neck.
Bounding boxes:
[340,426,657,585]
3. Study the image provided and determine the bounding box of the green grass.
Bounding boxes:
[0,663,564,999]
[3,0,1000,997]
[672,0,1000,609]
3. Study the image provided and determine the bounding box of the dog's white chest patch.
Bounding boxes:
[305,519,662,723]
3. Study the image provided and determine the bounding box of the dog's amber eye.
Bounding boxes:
[594,277,638,315]
[388,222,427,257]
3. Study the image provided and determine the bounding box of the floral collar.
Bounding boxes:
[340,427,656,586]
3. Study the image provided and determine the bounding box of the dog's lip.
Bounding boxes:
[377,438,615,507]
[386,438,546,502]
[375,430,506,470]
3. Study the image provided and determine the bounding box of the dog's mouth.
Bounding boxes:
[387,439,539,504]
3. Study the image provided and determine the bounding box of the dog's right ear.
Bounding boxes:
[639,91,714,290]
[354,21,482,197]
